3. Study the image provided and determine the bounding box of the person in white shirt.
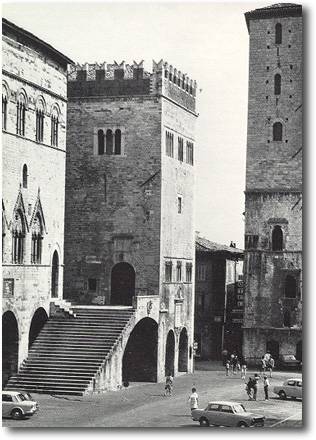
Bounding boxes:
[188,387,199,411]
[263,375,270,400]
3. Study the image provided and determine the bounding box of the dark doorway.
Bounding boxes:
[178,327,188,372]
[51,250,59,298]
[296,340,302,361]
[266,340,279,360]
[29,308,48,348]
[122,318,158,382]
[285,275,297,298]
[165,330,175,376]
[2,311,19,387]
[111,262,135,305]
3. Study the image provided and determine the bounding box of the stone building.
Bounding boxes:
[63,60,197,386]
[2,18,72,385]
[243,4,302,365]
[195,236,243,360]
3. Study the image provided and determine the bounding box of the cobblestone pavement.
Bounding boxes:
[2,367,302,428]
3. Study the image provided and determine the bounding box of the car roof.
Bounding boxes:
[207,401,241,406]
[1,391,20,396]
[286,378,302,381]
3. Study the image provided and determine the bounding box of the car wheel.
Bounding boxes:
[199,417,210,427]
[279,390,287,400]
[11,408,23,420]
[238,422,248,428]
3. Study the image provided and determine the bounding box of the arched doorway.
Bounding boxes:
[29,308,48,348]
[266,340,279,360]
[111,262,135,305]
[122,318,158,382]
[51,250,59,298]
[178,327,188,372]
[296,340,302,361]
[2,311,19,387]
[165,330,175,376]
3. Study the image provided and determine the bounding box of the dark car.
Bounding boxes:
[278,354,300,370]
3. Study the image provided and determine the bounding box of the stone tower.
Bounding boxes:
[64,60,197,381]
[243,4,302,364]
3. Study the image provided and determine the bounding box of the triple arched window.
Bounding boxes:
[35,98,45,142]
[97,128,122,155]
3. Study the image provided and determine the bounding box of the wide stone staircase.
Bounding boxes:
[5,306,135,396]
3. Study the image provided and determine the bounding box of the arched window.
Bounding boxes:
[35,98,45,142]
[106,129,113,155]
[31,214,43,264]
[22,164,28,189]
[285,275,297,298]
[98,129,104,155]
[275,23,282,44]
[2,85,8,131]
[51,106,59,147]
[12,210,25,264]
[16,92,26,136]
[114,129,121,155]
[272,225,283,251]
[274,74,281,95]
[273,122,283,141]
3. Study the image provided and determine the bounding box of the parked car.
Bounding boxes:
[191,401,265,427]
[278,354,301,370]
[273,378,302,400]
[2,391,39,419]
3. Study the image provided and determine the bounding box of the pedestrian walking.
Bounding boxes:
[188,387,199,412]
[164,373,173,396]
[263,375,270,400]
[267,357,275,378]
[232,354,238,375]
[225,360,230,376]
[245,377,254,400]
[253,373,260,401]
[241,358,247,380]
[260,356,267,374]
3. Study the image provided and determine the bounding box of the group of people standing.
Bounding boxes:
[245,373,270,401]
[224,352,247,379]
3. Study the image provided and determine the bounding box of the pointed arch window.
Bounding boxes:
[275,23,282,44]
[2,86,8,131]
[98,129,104,155]
[106,129,113,154]
[273,122,283,141]
[274,74,281,95]
[22,164,28,189]
[16,92,26,136]
[272,225,283,251]
[114,129,121,155]
[31,214,43,264]
[12,210,25,264]
[51,106,59,147]
[35,99,45,142]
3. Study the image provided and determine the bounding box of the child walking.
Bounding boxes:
[188,387,199,412]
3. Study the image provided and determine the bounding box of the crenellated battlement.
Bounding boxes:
[67,59,197,112]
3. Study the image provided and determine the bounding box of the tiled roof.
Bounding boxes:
[196,236,244,257]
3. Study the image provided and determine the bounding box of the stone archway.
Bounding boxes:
[165,329,175,376]
[2,311,19,387]
[178,327,188,372]
[122,318,158,382]
[51,250,59,298]
[29,307,48,348]
[110,262,135,305]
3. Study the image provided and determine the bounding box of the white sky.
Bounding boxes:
[1,0,288,248]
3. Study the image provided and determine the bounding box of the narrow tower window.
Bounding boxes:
[31,214,43,264]
[273,122,283,141]
[98,129,104,155]
[22,164,28,189]
[106,129,113,154]
[114,129,121,155]
[16,93,26,136]
[275,23,282,44]
[12,210,25,264]
[2,93,7,130]
[51,107,59,147]
[274,74,281,95]
[272,225,283,251]
[35,100,44,143]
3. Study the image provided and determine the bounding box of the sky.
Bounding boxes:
[3,0,274,248]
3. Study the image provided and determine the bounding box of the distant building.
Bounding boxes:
[243,4,302,365]
[2,18,72,385]
[195,236,243,360]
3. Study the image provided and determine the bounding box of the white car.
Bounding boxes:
[191,401,265,427]
[273,378,302,400]
[2,391,39,419]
